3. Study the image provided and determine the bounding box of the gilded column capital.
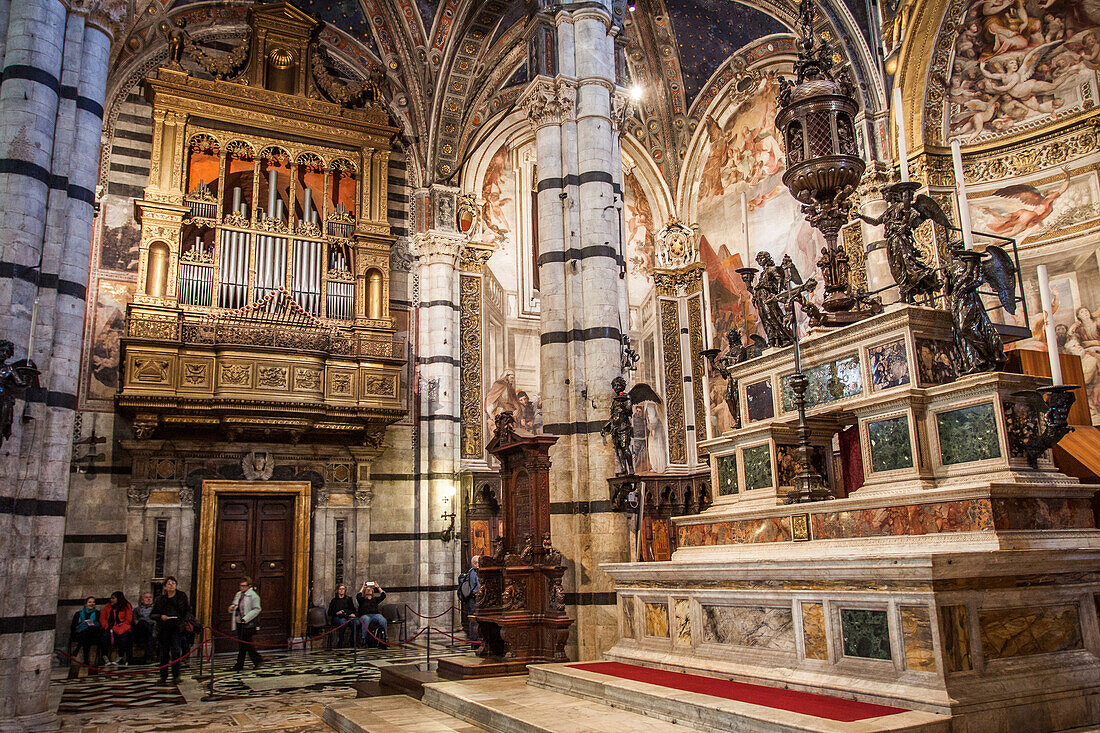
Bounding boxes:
[413,230,465,267]
[519,76,577,129]
[460,242,494,273]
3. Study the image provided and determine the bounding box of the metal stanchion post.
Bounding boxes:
[201,630,219,702]
[198,628,205,678]
[426,624,431,667]
[352,621,357,666]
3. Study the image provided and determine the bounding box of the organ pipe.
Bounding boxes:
[267,170,277,218]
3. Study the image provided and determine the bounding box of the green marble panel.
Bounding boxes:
[868,415,914,473]
[841,608,891,660]
[936,403,1001,465]
[716,453,738,496]
[743,444,773,491]
[782,354,862,412]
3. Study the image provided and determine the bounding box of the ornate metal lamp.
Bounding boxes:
[776,0,867,325]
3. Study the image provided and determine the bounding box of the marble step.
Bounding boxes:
[420,676,705,733]
[525,663,952,733]
[325,694,491,733]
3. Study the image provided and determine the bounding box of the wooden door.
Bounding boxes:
[213,495,294,650]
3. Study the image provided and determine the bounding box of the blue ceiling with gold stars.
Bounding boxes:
[415,0,441,30]
[290,0,378,56]
[666,0,789,104]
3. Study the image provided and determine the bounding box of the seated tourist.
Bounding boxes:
[132,591,157,663]
[356,581,387,647]
[99,591,133,666]
[327,584,357,648]
[70,597,101,675]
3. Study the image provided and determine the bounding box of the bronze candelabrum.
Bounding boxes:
[776,0,868,326]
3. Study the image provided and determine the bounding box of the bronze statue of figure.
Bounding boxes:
[857,182,942,305]
[602,376,662,476]
[161,18,188,69]
[0,340,39,449]
[744,252,795,347]
[710,328,752,429]
[944,242,1010,374]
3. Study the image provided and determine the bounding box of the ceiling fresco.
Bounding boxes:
[110,0,884,197]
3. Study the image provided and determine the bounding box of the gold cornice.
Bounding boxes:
[144,70,396,146]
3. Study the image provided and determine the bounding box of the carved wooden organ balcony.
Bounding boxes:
[117,2,405,443]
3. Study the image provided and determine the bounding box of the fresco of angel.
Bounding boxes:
[976,167,1071,238]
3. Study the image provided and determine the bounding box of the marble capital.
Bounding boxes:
[520,76,578,129]
[412,230,465,267]
[67,0,125,36]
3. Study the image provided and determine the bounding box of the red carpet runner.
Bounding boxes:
[569,661,908,722]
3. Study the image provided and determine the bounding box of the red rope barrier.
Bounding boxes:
[362,625,426,648]
[206,618,355,649]
[430,626,481,644]
[57,639,208,677]
[404,603,454,620]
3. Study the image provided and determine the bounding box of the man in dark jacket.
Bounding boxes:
[355,581,387,647]
[151,576,189,683]
[326,584,357,648]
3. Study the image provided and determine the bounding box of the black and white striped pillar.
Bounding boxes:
[520,0,629,660]
[0,0,111,723]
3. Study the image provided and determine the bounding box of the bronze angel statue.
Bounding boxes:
[0,340,39,449]
[740,251,820,347]
[602,376,662,476]
[857,182,942,305]
[944,242,1016,374]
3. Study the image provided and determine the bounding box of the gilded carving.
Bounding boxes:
[294,368,322,391]
[363,375,396,397]
[331,372,353,394]
[660,299,688,464]
[460,273,484,459]
[220,363,251,386]
[961,119,1100,183]
[842,221,867,294]
[653,265,704,297]
[183,362,208,385]
[134,358,170,383]
[258,366,289,389]
[129,314,179,340]
[686,295,708,455]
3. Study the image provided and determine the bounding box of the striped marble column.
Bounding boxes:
[521,0,629,661]
[0,0,111,724]
[412,214,464,629]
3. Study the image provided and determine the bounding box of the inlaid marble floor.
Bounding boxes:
[52,643,469,732]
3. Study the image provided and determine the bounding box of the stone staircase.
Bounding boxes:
[325,662,952,733]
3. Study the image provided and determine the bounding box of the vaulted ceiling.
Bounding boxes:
[108,0,884,192]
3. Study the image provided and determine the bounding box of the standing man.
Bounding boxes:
[152,577,189,684]
[229,577,263,671]
[355,581,387,646]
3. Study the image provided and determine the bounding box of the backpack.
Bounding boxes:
[458,572,473,602]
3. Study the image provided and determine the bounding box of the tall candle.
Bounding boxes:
[740,191,750,264]
[950,140,975,249]
[1037,264,1063,386]
[893,86,909,183]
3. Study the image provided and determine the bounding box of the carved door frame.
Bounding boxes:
[195,481,311,639]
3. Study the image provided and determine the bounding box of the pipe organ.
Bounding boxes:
[119,2,404,444]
